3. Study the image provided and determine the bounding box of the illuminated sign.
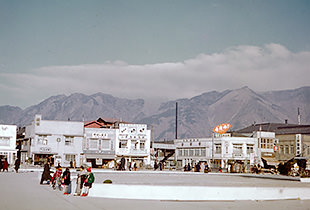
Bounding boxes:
[213,123,231,134]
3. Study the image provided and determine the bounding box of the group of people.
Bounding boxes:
[40,161,95,197]
[184,162,210,173]
[118,157,138,171]
[0,157,20,173]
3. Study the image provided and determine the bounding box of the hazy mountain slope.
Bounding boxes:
[262,86,310,124]
[0,86,309,140]
[0,105,23,125]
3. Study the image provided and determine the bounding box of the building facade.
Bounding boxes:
[0,124,17,164]
[237,123,310,164]
[25,115,84,167]
[116,123,151,168]
[174,132,276,172]
[83,125,117,168]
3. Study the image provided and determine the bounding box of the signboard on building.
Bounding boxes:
[296,134,302,156]
[96,158,102,165]
[213,123,231,134]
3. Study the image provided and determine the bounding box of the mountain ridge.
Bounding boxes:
[0,86,309,140]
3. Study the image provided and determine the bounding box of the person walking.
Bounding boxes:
[120,157,125,171]
[51,166,62,190]
[74,166,86,196]
[40,160,52,184]
[2,158,8,172]
[14,158,20,173]
[62,168,71,195]
[81,167,95,196]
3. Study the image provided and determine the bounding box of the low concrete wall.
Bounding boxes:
[89,184,310,201]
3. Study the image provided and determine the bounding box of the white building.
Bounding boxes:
[25,115,84,167]
[116,123,151,167]
[83,126,116,168]
[175,132,277,172]
[0,124,17,164]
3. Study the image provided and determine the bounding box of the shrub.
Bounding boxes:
[103,179,112,184]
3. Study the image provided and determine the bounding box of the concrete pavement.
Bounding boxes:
[1,168,310,210]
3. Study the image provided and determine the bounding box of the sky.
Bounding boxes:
[0,0,310,108]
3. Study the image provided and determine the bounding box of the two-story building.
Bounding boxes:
[174,131,276,172]
[83,120,117,168]
[116,123,151,168]
[236,123,310,164]
[0,124,17,164]
[25,115,84,166]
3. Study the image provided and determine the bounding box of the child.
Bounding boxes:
[81,167,95,196]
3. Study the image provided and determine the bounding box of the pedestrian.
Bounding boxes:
[196,162,201,172]
[0,157,3,172]
[187,163,191,172]
[133,162,137,171]
[2,158,8,172]
[62,168,71,195]
[204,163,209,173]
[14,158,20,173]
[40,160,52,184]
[159,162,162,171]
[128,162,132,171]
[51,166,62,190]
[81,167,95,196]
[154,161,158,171]
[120,157,125,171]
[74,166,86,196]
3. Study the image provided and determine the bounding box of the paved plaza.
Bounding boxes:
[1,168,310,210]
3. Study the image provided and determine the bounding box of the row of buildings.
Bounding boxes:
[1,114,310,172]
[1,114,151,168]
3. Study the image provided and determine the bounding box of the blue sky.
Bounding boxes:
[1,0,310,108]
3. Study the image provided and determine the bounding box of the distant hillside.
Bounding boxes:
[0,86,309,140]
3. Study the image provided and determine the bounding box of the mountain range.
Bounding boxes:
[1,86,309,141]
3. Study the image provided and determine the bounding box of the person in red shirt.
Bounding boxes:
[2,158,8,172]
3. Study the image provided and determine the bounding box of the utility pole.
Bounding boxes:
[175,102,178,139]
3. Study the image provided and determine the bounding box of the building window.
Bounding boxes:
[247,144,254,154]
[89,139,99,150]
[178,149,184,157]
[101,139,110,150]
[195,149,200,156]
[131,140,138,149]
[233,144,243,156]
[0,136,10,146]
[201,148,206,156]
[38,135,48,145]
[280,145,284,154]
[140,141,145,150]
[65,136,74,146]
[184,149,189,156]
[261,138,273,149]
[119,140,127,148]
[290,145,294,154]
[65,154,76,162]
[284,145,289,154]
[215,144,221,154]
[189,149,194,156]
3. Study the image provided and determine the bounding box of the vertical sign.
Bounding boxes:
[296,134,302,156]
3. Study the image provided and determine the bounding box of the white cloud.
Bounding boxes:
[1,43,310,108]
